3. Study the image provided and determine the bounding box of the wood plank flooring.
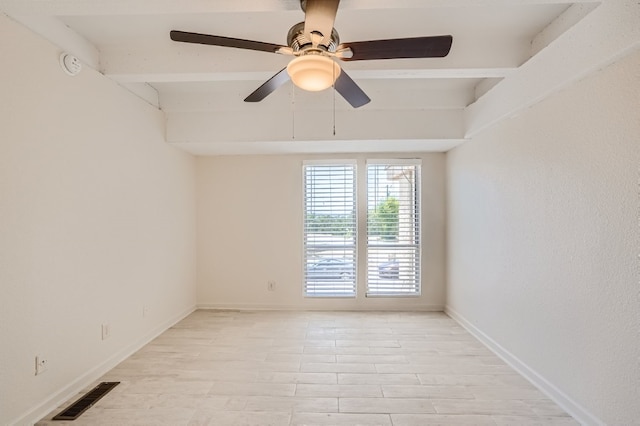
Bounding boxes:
[37,310,577,425]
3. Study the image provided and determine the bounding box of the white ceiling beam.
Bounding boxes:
[4,14,99,69]
[0,0,598,16]
[102,35,525,83]
[474,78,503,99]
[167,109,464,145]
[464,0,640,137]
[531,2,599,56]
[171,138,466,156]
[0,0,301,15]
[118,83,160,108]
[112,68,515,84]
[158,81,476,112]
[2,13,162,107]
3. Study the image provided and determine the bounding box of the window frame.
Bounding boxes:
[301,158,422,299]
[302,160,358,298]
[365,159,422,297]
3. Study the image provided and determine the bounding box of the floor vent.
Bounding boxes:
[52,381,120,421]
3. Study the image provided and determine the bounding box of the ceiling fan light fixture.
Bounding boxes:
[286,54,341,92]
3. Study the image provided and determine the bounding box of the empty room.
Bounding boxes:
[1,1,638,425]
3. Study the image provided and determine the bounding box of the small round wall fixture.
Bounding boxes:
[59,53,82,76]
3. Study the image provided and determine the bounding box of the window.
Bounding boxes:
[303,162,357,297]
[302,159,421,298]
[367,160,421,296]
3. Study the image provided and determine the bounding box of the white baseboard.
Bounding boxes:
[445,305,603,426]
[197,303,445,312]
[13,305,196,426]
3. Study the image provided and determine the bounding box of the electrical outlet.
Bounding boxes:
[101,323,111,340]
[35,356,47,375]
[267,280,276,291]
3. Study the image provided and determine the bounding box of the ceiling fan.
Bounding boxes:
[170,0,453,108]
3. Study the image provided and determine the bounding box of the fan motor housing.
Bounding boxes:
[287,22,340,52]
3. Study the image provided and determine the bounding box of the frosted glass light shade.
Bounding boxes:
[286,55,341,92]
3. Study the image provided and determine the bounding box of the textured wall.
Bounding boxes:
[196,153,446,311]
[447,51,640,424]
[0,15,197,424]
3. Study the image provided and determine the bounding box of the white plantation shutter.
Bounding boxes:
[303,162,357,297]
[366,160,421,296]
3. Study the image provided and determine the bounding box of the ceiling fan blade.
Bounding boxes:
[244,68,291,102]
[339,35,453,61]
[334,70,370,108]
[170,30,285,54]
[303,0,340,46]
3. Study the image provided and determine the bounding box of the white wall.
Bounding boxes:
[447,50,640,425]
[0,15,197,424]
[197,153,446,311]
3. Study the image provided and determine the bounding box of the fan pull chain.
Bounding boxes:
[332,64,336,136]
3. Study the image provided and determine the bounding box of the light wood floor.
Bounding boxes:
[38,310,577,425]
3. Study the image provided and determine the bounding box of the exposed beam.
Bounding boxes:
[167,109,465,145]
[170,138,466,156]
[112,68,516,84]
[531,2,599,56]
[102,35,525,83]
[0,0,598,16]
[474,78,502,99]
[157,81,477,112]
[464,0,640,137]
[1,13,163,107]
[4,14,99,69]
[118,83,160,108]
[0,0,301,15]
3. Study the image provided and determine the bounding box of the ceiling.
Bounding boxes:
[1,0,636,155]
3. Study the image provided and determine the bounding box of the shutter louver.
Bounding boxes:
[303,163,357,297]
[366,161,421,296]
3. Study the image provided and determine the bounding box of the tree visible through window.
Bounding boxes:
[368,196,400,240]
[302,159,421,298]
[367,161,421,296]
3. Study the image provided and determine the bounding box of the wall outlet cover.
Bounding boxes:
[101,324,111,340]
[35,356,48,375]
